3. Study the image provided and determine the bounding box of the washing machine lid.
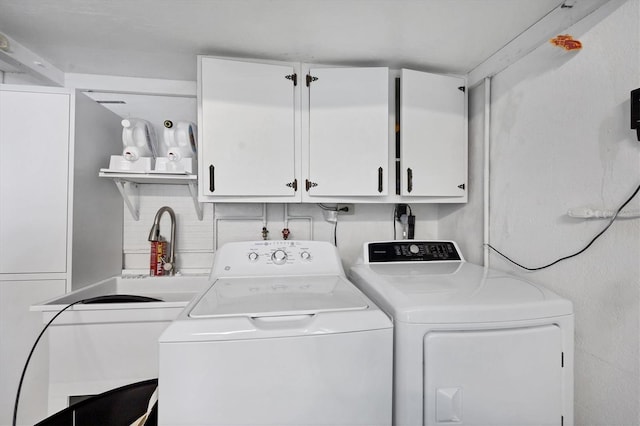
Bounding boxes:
[159,274,392,342]
[349,262,573,324]
[190,275,368,318]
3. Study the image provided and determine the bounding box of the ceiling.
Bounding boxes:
[0,0,590,84]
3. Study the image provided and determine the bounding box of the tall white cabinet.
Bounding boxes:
[0,85,123,425]
[0,89,70,274]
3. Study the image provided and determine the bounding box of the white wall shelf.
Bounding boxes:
[99,171,203,221]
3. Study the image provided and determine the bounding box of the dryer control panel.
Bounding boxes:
[366,241,462,263]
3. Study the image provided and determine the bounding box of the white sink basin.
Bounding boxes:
[34,274,208,307]
[31,274,210,414]
[32,274,210,324]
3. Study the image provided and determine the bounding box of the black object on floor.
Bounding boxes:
[34,379,158,426]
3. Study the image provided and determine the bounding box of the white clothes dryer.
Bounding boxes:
[159,240,393,426]
[349,240,574,426]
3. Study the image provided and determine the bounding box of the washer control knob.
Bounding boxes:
[248,252,259,262]
[409,244,420,254]
[300,251,311,261]
[271,249,288,265]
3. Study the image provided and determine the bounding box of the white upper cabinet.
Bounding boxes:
[197,57,468,203]
[0,90,70,274]
[305,67,388,198]
[400,69,467,198]
[199,57,300,200]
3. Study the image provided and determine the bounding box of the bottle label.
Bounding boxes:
[150,241,167,276]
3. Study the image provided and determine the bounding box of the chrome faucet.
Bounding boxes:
[148,206,176,275]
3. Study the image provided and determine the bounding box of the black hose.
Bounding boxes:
[12,300,85,426]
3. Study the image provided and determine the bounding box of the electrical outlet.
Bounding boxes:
[336,204,354,215]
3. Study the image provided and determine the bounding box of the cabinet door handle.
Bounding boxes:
[378,167,384,193]
[407,168,413,193]
[209,165,215,193]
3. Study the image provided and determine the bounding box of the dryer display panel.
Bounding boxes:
[368,241,461,263]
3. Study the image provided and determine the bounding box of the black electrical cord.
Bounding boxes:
[392,206,397,239]
[12,299,86,426]
[487,182,640,271]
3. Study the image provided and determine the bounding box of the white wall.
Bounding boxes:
[488,0,639,424]
[1,72,44,85]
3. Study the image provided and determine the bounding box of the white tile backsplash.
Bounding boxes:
[123,184,214,272]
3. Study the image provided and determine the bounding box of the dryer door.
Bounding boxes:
[424,325,563,425]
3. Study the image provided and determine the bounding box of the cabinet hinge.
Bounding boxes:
[285,73,297,86]
[458,86,466,93]
[305,179,318,191]
[306,74,318,87]
[286,179,298,191]
[458,183,466,190]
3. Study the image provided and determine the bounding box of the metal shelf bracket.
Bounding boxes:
[187,181,204,221]
[113,178,140,221]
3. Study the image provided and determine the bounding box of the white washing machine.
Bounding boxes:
[349,240,574,426]
[158,240,393,426]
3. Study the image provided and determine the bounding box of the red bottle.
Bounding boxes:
[150,240,168,276]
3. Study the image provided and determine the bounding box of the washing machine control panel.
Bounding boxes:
[246,245,312,265]
[211,240,344,277]
[367,241,462,263]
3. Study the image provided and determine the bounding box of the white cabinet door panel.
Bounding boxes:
[424,325,563,425]
[307,67,388,197]
[401,69,466,197]
[200,58,297,197]
[0,90,69,274]
[0,279,66,425]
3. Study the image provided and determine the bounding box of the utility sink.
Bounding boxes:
[32,275,209,321]
[31,274,210,414]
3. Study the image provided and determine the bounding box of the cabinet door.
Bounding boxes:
[199,57,298,198]
[401,69,466,197]
[0,279,66,425]
[0,90,70,274]
[307,67,388,197]
[424,325,563,425]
